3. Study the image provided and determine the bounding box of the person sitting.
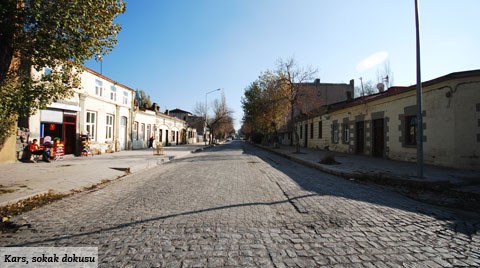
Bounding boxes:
[29,139,51,162]
[43,136,52,147]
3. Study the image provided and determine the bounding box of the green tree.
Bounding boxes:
[241,81,262,133]
[0,0,126,147]
[134,89,152,109]
[241,70,288,145]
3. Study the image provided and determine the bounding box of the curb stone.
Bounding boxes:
[254,143,480,211]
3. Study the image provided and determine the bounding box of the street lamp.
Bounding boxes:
[95,55,103,74]
[204,88,221,145]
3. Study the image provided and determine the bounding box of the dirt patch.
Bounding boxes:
[0,190,68,232]
[0,185,17,195]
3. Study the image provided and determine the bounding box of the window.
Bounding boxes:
[318,121,323,139]
[300,125,303,139]
[333,124,339,143]
[110,86,117,101]
[140,123,145,141]
[133,122,139,140]
[86,111,97,140]
[343,123,350,143]
[95,79,103,96]
[106,114,114,140]
[310,123,314,139]
[405,116,417,146]
[172,131,176,142]
[123,91,129,105]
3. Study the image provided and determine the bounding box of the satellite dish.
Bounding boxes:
[377,83,385,92]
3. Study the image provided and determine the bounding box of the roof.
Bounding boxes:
[315,69,480,116]
[82,66,136,92]
[169,108,192,114]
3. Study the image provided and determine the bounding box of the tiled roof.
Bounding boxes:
[312,69,480,116]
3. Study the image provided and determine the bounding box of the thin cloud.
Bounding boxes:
[356,51,389,72]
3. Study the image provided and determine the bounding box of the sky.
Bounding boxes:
[85,0,479,130]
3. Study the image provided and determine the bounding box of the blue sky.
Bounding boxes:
[85,0,479,130]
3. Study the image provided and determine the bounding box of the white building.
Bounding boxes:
[28,67,134,155]
[133,107,197,149]
[27,66,195,156]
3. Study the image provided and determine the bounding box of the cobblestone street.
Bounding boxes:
[1,141,479,267]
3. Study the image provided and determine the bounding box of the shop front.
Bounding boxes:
[39,107,79,155]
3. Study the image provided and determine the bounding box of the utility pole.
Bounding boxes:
[415,0,424,178]
[359,77,365,96]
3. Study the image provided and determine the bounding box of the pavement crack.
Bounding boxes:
[275,182,308,214]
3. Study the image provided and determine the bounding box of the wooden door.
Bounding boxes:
[372,119,384,157]
[356,121,364,154]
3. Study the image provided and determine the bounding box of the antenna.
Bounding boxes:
[377,83,385,93]
[383,75,389,89]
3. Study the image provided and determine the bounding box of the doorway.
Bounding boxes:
[63,114,76,154]
[119,116,127,150]
[304,124,308,147]
[372,119,384,157]
[159,129,163,145]
[356,121,364,154]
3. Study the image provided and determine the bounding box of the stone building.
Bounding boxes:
[295,69,480,170]
[279,79,355,145]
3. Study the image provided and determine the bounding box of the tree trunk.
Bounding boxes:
[289,107,294,146]
[0,0,18,84]
[289,105,300,152]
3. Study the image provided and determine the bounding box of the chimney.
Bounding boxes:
[314,78,320,84]
[347,91,353,101]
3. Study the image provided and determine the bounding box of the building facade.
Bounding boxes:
[25,66,195,157]
[132,107,197,149]
[169,108,204,142]
[279,79,355,145]
[295,70,480,170]
[27,67,135,155]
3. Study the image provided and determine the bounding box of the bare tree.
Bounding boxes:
[209,92,234,144]
[276,58,317,152]
[193,101,207,117]
[355,80,377,97]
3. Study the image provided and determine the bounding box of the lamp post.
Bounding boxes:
[204,88,221,145]
[415,0,424,178]
[95,55,103,74]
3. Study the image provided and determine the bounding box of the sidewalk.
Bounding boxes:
[255,143,480,207]
[0,143,207,206]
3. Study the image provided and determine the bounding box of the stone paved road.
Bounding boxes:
[1,141,479,267]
